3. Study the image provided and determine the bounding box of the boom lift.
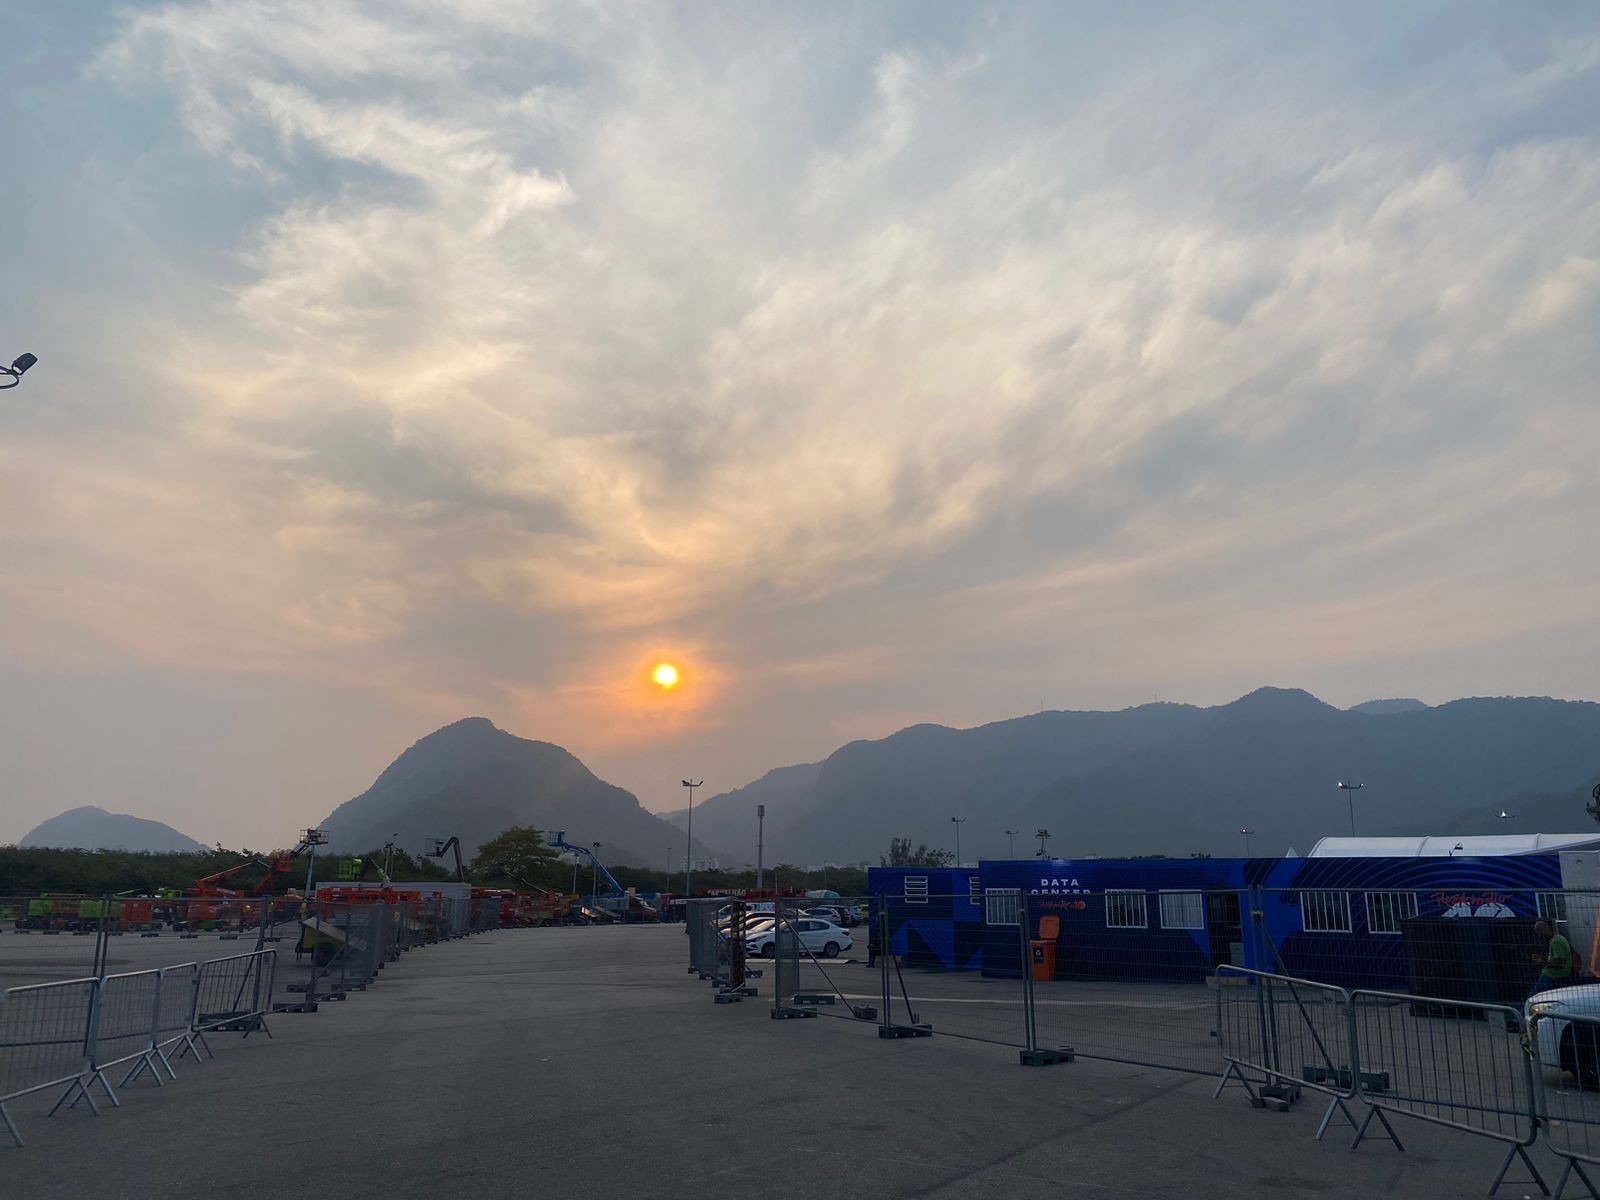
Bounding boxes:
[424,837,467,882]
[548,831,657,922]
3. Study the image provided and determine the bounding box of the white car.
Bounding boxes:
[746,917,853,959]
[1526,984,1600,1089]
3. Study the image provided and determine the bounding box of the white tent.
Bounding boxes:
[1308,833,1600,858]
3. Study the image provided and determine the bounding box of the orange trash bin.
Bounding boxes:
[1030,914,1060,982]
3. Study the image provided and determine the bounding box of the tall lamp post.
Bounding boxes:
[0,353,37,391]
[591,842,602,904]
[756,803,766,891]
[1240,828,1254,857]
[1005,829,1018,858]
[950,816,966,866]
[1337,781,1364,837]
[682,779,703,899]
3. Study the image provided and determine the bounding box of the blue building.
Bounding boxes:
[870,848,1581,1000]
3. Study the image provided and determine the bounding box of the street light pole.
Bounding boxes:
[682,779,703,899]
[1005,830,1018,858]
[1337,781,1365,838]
[1240,828,1254,857]
[756,804,766,891]
[591,842,601,907]
[950,816,966,866]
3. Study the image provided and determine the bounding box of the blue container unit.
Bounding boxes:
[870,854,1565,990]
[867,867,987,970]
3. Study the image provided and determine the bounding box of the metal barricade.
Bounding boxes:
[1213,966,1361,1138]
[1349,988,1544,1195]
[192,950,275,1054]
[85,969,163,1103]
[1530,1007,1600,1199]
[153,963,201,1072]
[877,893,1023,1047]
[684,899,721,981]
[0,978,100,1147]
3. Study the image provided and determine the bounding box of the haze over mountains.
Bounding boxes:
[317,717,717,868]
[16,690,1599,870]
[19,806,209,853]
[682,688,1600,864]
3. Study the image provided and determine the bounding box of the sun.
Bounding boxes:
[651,663,680,689]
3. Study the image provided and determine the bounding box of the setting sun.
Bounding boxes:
[651,663,680,689]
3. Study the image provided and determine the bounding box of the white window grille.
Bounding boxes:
[985,889,1021,926]
[1106,889,1148,929]
[1301,891,1352,933]
[1158,890,1204,930]
[1364,891,1418,935]
[1538,893,1569,924]
[904,876,928,905]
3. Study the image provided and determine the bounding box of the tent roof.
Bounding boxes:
[1308,833,1600,858]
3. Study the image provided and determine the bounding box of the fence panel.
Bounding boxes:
[762,901,871,1024]
[1349,988,1544,1194]
[684,900,721,981]
[0,978,100,1146]
[1529,1008,1600,1200]
[154,963,200,1071]
[1015,887,1240,1074]
[1214,967,1360,1137]
[88,970,162,1096]
[877,894,1025,1047]
[193,950,275,1038]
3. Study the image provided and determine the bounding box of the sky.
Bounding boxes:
[1,1,1597,849]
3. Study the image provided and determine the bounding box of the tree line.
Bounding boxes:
[0,826,872,897]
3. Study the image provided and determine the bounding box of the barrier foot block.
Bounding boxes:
[879,1023,933,1039]
[1020,1047,1074,1066]
[771,1008,818,1020]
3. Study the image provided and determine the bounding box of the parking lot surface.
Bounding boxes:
[0,925,1560,1199]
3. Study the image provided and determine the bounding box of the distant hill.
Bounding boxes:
[734,688,1600,864]
[19,806,209,853]
[318,717,719,867]
[669,761,822,862]
[1348,698,1429,715]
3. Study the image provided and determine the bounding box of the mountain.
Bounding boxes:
[19,806,209,853]
[667,760,822,861]
[318,717,718,867]
[1348,698,1429,715]
[747,688,1600,864]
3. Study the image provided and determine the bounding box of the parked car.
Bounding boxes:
[746,918,853,959]
[805,905,857,928]
[1527,984,1600,1088]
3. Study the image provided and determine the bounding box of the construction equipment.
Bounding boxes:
[548,831,658,922]
[424,837,466,882]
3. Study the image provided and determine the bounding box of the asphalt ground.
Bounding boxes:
[0,924,1576,1199]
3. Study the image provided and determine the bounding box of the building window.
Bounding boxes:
[969,876,983,906]
[1301,891,1352,933]
[1364,891,1418,935]
[1106,890,1148,929]
[1538,893,1569,924]
[904,876,928,905]
[1158,890,1204,931]
[985,889,1021,926]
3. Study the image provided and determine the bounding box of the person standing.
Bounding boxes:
[1530,919,1574,995]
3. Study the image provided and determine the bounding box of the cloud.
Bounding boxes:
[0,1,1595,834]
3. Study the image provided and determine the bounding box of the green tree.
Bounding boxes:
[470,826,559,885]
[880,837,953,868]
